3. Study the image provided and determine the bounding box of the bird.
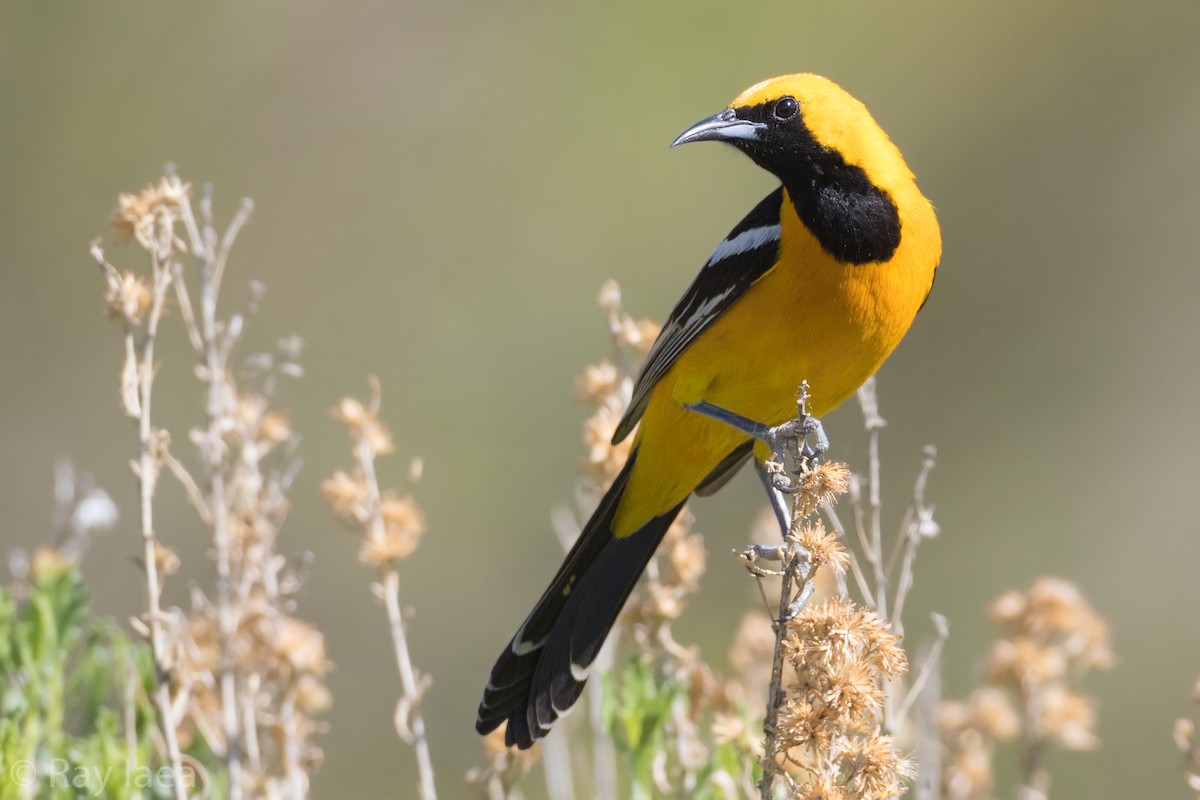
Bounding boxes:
[476,73,942,749]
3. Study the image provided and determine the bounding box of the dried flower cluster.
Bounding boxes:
[324,390,426,569]
[93,171,329,799]
[111,175,193,254]
[575,279,660,492]
[940,578,1113,799]
[939,688,1020,799]
[323,379,437,800]
[751,434,915,800]
[776,597,912,799]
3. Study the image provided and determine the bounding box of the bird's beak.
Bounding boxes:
[670,108,765,148]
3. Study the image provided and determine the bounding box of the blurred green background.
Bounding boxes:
[3,1,1199,796]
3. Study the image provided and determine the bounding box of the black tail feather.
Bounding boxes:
[475,449,687,748]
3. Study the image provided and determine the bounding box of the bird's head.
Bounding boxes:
[672,73,909,189]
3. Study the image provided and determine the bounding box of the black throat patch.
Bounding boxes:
[733,103,902,265]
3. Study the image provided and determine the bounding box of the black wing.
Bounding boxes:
[612,187,784,443]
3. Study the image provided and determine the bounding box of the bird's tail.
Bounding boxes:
[475,448,686,748]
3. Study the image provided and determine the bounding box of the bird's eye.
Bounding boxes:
[772,96,799,122]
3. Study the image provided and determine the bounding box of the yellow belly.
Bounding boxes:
[612,187,940,537]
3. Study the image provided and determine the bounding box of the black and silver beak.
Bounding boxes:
[670,108,765,148]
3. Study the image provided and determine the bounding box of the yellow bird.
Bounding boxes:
[477,73,941,748]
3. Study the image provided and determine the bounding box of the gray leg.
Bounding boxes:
[685,399,829,467]
[683,400,771,440]
[755,458,791,537]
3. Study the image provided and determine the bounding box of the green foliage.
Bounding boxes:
[604,657,680,796]
[0,558,165,800]
[602,655,761,799]
[604,657,682,792]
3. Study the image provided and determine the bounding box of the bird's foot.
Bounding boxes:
[685,381,826,497]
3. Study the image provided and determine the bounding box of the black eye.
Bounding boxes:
[772,96,799,122]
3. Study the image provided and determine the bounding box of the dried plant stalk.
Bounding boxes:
[325,378,436,800]
[94,170,329,799]
[91,178,192,799]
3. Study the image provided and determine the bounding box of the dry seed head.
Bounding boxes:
[843,731,915,800]
[597,279,622,313]
[1023,577,1095,634]
[1038,683,1099,750]
[270,616,331,677]
[989,578,1113,669]
[819,660,887,720]
[785,597,907,678]
[332,397,369,428]
[938,689,1019,799]
[617,317,662,356]
[795,461,851,518]
[153,542,181,578]
[792,520,849,575]
[576,360,621,404]
[987,589,1026,626]
[380,494,425,534]
[321,469,368,523]
[942,732,996,800]
[257,410,293,445]
[937,699,973,736]
[581,405,632,488]
[793,773,847,800]
[104,270,154,324]
[294,674,333,714]
[968,687,1020,740]
[359,522,424,566]
[110,177,191,248]
[332,396,395,454]
[984,577,1112,682]
[663,511,706,591]
[1176,717,1195,753]
[985,636,1068,686]
[364,419,395,455]
[777,697,835,752]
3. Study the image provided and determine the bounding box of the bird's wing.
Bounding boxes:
[612,187,784,443]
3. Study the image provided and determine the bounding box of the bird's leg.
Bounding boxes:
[681,400,772,441]
[756,458,791,537]
[684,382,828,497]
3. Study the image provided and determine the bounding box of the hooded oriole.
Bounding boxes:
[476,73,942,748]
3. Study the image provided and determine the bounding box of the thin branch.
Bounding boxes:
[758,542,816,800]
[91,236,190,800]
[891,613,949,728]
[354,384,437,800]
[380,570,437,800]
[171,262,205,354]
[823,503,875,609]
[213,198,254,296]
[190,187,246,800]
[890,447,937,637]
[163,453,212,524]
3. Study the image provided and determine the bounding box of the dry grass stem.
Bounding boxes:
[325,377,436,800]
